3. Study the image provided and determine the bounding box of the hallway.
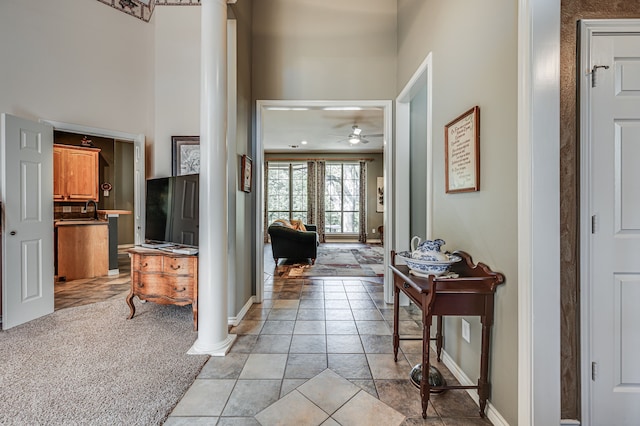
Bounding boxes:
[165,267,491,425]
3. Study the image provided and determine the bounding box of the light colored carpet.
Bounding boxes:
[0,295,208,426]
[277,245,385,277]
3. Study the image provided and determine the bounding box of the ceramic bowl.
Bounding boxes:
[396,251,461,277]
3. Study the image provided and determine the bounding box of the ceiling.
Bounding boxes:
[262,107,384,153]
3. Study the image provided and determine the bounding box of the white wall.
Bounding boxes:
[252,0,397,101]
[0,0,152,136]
[398,1,518,424]
[152,6,201,178]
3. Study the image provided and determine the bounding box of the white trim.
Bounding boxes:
[437,346,509,426]
[517,0,561,425]
[579,19,640,426]
[561,420,581,426]
[394,53,433,305]
[40,119,146,246]
[228,296,254,327]
[255,100,393,304]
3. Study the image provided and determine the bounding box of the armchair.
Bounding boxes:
[268,222,318,265]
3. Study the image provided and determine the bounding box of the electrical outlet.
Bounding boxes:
[81,207,87,213]
[62,206,72,213]
[462,319,471,343]
[372,228,376,233]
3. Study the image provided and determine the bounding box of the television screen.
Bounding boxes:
[144,174,199,247]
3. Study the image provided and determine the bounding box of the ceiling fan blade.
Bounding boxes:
[360,138,370,144]
[363,133,383,138]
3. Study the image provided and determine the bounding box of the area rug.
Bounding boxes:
[0,295,208,426]
[276,244,385,278]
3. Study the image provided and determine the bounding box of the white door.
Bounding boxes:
[1,114,54,330]
[584,24,640,425]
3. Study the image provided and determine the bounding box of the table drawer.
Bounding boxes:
[163,256,195,275]
[135,254,163,273]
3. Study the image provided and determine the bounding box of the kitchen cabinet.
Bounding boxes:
[53,144,100,201]
[56,221,109,280]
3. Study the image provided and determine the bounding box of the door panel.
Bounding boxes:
[1,113,54,330]
[589,33,640,424]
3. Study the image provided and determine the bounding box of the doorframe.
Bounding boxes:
[254,100,393,304]
[40,120,145,245]
[394,53,433,305]
[579,19,640,425]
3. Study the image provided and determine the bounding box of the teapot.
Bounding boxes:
[410,237,448,261]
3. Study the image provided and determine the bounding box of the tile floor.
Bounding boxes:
[54,253,131,310]
[164,250,493,426]
[54,246,492,425]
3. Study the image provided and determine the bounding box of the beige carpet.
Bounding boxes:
[0,295,208,425]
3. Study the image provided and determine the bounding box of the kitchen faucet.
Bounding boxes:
[84,200,99,220]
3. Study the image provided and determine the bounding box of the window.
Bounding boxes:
[267,162,308,224]
[325,163,359,233]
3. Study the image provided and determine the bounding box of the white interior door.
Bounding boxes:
[584,25,640,425]
[1,113,54,330]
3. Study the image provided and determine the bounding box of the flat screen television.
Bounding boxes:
[144,174,199,247]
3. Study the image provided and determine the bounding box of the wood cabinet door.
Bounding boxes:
[65,148,99,201]
[53,146,64,200]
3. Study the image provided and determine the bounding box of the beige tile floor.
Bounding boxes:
[165,246,493,426]
[54,246,492,425]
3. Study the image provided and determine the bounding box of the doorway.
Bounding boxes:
[44,121,145,311]
[255,100,393,304]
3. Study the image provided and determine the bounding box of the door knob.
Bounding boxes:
[10,231,16,235]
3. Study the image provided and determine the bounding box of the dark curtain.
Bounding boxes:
[316,161,326,243]
[263,161,269,243]
[358,161,367,243]
[307,161,316,225]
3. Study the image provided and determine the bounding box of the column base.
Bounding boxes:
[188,334,237,356]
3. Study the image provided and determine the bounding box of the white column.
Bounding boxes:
[189,0,236,356]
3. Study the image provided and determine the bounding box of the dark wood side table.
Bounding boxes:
[390,250,505,419]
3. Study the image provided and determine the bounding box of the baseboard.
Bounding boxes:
[561,420,580,425]
[228,296,255,327]
[435,344,510,426]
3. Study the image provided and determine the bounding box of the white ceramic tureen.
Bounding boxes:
[396,237,461,277]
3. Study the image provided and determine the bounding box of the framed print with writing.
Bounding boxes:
[445,106,480,193]
[241,155,252,193]
[172,136,200,176]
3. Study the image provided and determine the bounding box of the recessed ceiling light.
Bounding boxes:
[301,141,308,145]
[289,145,299,149]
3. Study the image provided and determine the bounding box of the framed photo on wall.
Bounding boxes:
[241,155,252,193]
[376,176,384,212]
[172,136,200,176]
[445,106,480,193]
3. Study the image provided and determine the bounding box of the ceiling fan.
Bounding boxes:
[341,125,383,145]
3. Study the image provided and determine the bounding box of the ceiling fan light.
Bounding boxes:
[349,136,360,144]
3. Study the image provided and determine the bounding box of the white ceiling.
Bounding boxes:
[262,107,384,153]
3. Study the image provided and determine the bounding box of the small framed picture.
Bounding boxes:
[241,155,252,193]
[445,106,480,193]
[172,136,200,176]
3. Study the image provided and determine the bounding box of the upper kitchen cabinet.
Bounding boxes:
[53,144,100,201]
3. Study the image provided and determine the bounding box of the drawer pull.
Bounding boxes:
[403,282,410,289]
[140,262,148,267]
[170,264,181,270]
[175,287,186,292]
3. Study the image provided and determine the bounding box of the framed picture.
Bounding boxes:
[241,155,252,193]
[172,136,200,176]
[376,176,384,212]
[445,106,480,193]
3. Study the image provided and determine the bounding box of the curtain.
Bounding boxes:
[358,161,367,243]
[316,161,326,243]
[307,161,316,225]
[263,161,269,243]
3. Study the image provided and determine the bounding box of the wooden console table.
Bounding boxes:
[127,247,198,330]
[390,250,504,418]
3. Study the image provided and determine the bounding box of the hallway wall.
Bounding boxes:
[397,1,519,424]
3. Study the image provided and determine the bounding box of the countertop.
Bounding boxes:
[98,210,132,215]
[55,219,109,227]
